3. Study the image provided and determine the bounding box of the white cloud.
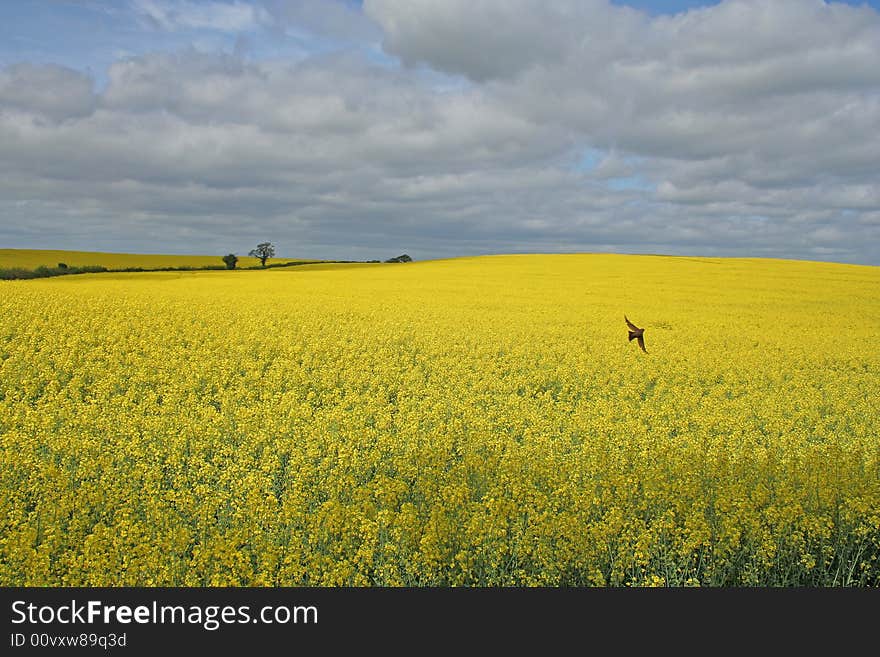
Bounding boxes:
[132,0,269,32]
[0,63,96,120]
[264,0,381,44]
[1,0,879,264]
[365,0,605,81]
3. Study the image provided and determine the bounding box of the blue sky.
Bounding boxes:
[1,1,879,264]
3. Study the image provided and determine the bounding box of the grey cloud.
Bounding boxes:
[98,51,569,176]
[364,0,622,81]
[0,63,96,120]
[367,0,880,166]
[1,0,879,265]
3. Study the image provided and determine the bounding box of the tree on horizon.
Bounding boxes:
[249,242,275,267]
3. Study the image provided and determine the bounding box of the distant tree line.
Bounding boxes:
[0,264,111,280]
[1,242,413,280]
[222,244,413,268]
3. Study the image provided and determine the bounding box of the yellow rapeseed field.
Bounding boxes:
[0,249,264,271]
[0,254,878,586]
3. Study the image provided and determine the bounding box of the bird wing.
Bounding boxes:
[636,335,647,353]
[625,315,641,332]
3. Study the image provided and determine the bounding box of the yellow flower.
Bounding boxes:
[0,254,878,586]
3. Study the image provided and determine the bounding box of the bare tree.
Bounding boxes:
[249,242,275,267]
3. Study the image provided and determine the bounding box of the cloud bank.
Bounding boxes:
[0,0,878,264]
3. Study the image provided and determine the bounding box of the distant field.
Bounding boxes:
[1,254,878,586]
[0,249,266,270]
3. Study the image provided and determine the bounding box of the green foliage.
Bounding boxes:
[0,264,238,280]
[222,254,238,270]
[0,265,108,280]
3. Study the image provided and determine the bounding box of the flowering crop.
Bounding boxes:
[1,254,878,586]
[0,249,263,271]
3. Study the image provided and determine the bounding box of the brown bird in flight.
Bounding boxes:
[625,315,648,353]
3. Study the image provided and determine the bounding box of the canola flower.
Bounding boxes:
[0,249,263,271]
[0,254,878,586]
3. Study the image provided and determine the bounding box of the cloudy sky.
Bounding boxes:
[1,0,879,264]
